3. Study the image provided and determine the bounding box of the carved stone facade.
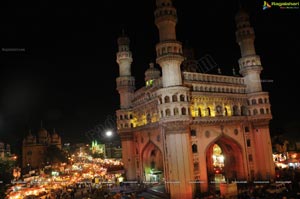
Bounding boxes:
[22,128,62,169]
[115,1,275,198]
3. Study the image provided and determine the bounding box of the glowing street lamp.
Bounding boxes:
[105,130,113,158]
[106,130,113,137]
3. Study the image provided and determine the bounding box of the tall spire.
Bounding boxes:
[121,28,125,36]
[154,0,184,87]
[117,30,132,76]
[238,0,243,9]
[154,1,193,199]
[217,67,222,75]
[116,29,135,109]
[154,0,177,42]
[235,6,263,93]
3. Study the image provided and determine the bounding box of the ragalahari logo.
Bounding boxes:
[263,1,272,10]
[263,1,299,10]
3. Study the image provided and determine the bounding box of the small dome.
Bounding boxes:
[52,132,59,139]
[24,130,36,144]
[38,128,48,137]
[27,133,35,139]
[117,30,130,46]
[145,63,161,81]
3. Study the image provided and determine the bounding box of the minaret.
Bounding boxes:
[235,8,262,93]
[235,8,275,180]
[154,1,194,198]
[116,31,135,109]
[116,31,136,180]
[155,0,184,87]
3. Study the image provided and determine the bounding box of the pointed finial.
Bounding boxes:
[218,67,222,74]
[149,62,154,68]
[238,0,243,9]
[232,68,236,76]
[236,0,249,16]
[120,24,127,37]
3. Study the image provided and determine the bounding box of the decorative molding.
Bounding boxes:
[161,121,190,132]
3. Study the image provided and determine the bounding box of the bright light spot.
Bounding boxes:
[106,130,113,137]
[219,155,224,162]
[291,154,297,159]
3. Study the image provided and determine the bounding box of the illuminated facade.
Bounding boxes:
[90,140,106,156]
[22,128,62,169]
[115,1,275,198]
[0,141,11,159]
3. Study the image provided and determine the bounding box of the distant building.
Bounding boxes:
[22,128,62,169]
[89,140,122,159]
[0,141,11,159]
[90,140,106,155]
[272,135,300,169]
[111,146,122,159]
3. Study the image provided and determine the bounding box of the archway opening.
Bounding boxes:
[212,144,225,182]
[206,136,245,190]
[142,142,163,182]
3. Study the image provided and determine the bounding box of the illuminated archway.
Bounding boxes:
[206,136,245,183]
[141,141,163,182]
[212,144,225,172]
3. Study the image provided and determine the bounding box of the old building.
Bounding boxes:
[115,0,275,198]
[0,141,11,159]
[22,128,62,169]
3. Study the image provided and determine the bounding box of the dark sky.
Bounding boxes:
[0,0,299,152]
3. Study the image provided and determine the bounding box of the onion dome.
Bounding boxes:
[145,62,161,82]
[38,128,48,138]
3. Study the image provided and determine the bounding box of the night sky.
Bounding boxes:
[0,0,299,152]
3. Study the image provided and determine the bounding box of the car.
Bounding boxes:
[266,183,287,194]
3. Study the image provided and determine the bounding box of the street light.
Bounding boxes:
[105,130,113,158]
[106,130,113,137]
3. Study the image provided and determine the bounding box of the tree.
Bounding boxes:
[272,135,289,153]
[45,145,68,164]
[0,159,16,198]
[91,153,104,159]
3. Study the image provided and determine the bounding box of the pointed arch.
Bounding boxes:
[205,134,246,181]
[141,141,164,182]
[181,107,187,115]
[192,144,198,153]
[174,107,179,116]
[233,105,239,116]
[207,107,211,116]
